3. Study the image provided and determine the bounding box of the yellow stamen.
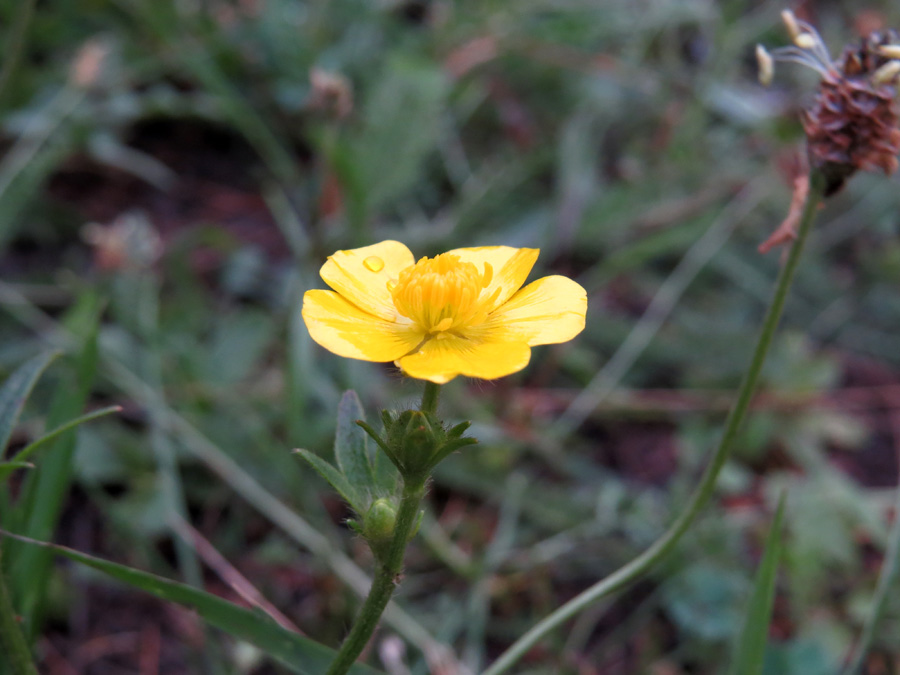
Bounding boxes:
[781,9,803,43]
[390,253,494,333]
[873,60,900,86]
[794,33,817,50]
[756,44,774,86]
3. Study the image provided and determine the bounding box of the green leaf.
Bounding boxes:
[372,443,399,496]
[0,531,381,675]
[729,493,787,675]
[0,352,59,459]
[334,390,376,493]
[9,405,120,466]
[294,448,364,514]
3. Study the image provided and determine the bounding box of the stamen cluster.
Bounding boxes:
[390,253,499,334]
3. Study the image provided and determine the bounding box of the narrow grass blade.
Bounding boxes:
[0,462,33,480]
[0,531,381,675]
[0,88,84,248]
[10,405,120,465]
[9,298,100,638]
[729,493,787,675]
[0,352,59,458]
[0,0,36,109]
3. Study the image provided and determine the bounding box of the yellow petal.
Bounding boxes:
[447,246,539,311]
[320,240,415,320]
[302,289,424,361]
[485,275,587,346]
[396,334,531,384]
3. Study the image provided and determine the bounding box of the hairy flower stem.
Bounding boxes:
[0,549,38,675]
[325,383,440,674]
[483,171,826,675]
[325,479,425,675]
[420,381,440,415]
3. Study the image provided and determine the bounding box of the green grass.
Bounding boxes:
[1,0,900,672]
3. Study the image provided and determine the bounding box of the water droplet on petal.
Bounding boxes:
[363,255,384,272]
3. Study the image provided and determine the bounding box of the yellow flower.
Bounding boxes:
[302,241,587,384]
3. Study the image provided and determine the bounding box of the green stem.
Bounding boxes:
[482,171,826,675]
[325,381,440,673]
[0,549,38,675]
[420,382,440,415]
[325,478,426,675]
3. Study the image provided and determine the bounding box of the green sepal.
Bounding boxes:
[357,420,400,469]
[376,410,478,480]
[447,421,471,439]
[430,437,479,467]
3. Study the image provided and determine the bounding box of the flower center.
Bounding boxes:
[389,253,498,334]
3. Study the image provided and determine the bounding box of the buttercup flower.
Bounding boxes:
[302,241,587,383]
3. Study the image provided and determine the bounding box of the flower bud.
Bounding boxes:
[363,499,398,543]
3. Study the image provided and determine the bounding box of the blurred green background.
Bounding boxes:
[3,0,900,673]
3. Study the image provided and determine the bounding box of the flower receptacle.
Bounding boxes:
[358,410,477,481]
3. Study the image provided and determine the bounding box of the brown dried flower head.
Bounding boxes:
[758,10,900,195]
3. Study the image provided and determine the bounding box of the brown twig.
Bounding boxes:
[759,174,810,253]
[168,514,302,634]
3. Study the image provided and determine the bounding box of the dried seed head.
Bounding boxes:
[762,12,900,195]
[806,31,900,193]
